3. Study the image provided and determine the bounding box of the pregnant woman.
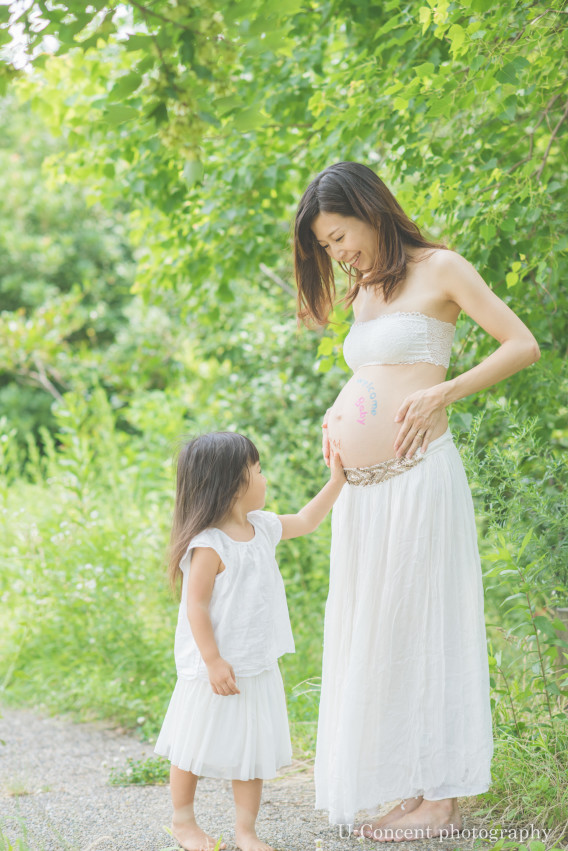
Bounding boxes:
[293,161,541,842]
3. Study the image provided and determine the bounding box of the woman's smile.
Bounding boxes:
[311,211,377,271]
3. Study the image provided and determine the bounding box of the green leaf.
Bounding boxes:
[518,527,533,557]
[197,110,221,127]
[193,64,214,81]
[496,57,530,86]
[124,34,152,52]
[418,6,431,34]
[213,96,243,117]
[109,73,143,101]
[233,107,270,131]
[317,337,334,356]
[146,102,168,125]
[183,160,205,186]
[506,272,518,288]
[427,93,453,117]
[532,616,557,638]
[263,0,305,14]
[414,62,435,79]
[104,105,139,125]
[448,23,465,53]
[180,32,195,65]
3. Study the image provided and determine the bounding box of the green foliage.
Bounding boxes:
[108,755,169,785]
[1,0,565,354]
[474,726,568,846]
[0,95,136,445]
[0,818,47,851]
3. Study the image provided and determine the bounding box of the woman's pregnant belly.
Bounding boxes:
[327,364,449,468]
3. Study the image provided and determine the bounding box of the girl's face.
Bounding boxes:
[239,460,266,510]
[311,212,377,273]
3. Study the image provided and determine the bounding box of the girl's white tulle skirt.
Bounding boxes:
[154,661,292,780]
[315,427,494,826]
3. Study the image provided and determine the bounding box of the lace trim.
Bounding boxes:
[425,317,455,367]
[352,310,456,328]
[343,452,425,485]
[353,358,448,368]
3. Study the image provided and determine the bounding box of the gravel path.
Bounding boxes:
[1,703,492,851]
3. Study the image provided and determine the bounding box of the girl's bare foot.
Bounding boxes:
[364,798,463,843]
[172,819,226,851]
[234,827,274,851]
[353,796,424,837]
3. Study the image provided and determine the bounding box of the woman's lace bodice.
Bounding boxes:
[342,311,456,371]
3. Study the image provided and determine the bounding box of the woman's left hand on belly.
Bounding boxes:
[393,385,447,459]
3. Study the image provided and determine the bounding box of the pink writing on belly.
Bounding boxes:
[355,396,368,425]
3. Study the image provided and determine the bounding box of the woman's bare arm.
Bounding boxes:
[432,250,540,406]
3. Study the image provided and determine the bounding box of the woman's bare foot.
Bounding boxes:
[353,796,424,837]
[172,818,226,851]
[234,827,274,851]
[364,798,462,843]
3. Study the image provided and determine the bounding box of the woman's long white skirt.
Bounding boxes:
[315,427,494,826]
[154,661,292,780]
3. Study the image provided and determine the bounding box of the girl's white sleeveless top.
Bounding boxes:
[342,311,456,371]
[174,509,295,681]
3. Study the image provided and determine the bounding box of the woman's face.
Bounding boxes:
[311,212,377,273]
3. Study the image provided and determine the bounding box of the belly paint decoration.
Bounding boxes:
[355,396,368,425]
[355,378,378,424]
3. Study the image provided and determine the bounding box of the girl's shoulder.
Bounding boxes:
[179,526,227,571]
[248,510,282,549]
[179,512,282,571]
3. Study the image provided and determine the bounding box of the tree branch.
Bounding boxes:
[259,263,296,298]
[535,97,568,181]
[127,0,193,32]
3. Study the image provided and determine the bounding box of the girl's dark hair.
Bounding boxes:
[167,432,260,595]
[293,161,449,326]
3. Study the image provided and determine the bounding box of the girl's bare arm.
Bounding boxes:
[279,450,346,540]
[186,547,240,696]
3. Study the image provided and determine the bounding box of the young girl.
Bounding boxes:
[154,431,346,851]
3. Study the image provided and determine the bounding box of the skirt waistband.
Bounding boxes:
[343,426,453,486]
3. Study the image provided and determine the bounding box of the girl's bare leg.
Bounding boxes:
[233,778,274,851]
[170,765,226,850]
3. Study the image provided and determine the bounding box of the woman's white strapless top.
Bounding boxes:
[342,311,456,371]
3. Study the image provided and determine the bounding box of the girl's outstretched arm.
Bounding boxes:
[279,449,346,540]
[186,547,240,696]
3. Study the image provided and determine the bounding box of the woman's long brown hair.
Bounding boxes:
[293,161,449,326]
[167,432,260,597]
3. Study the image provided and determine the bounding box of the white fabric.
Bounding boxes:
[314,427,494,826]
[174,509,295,680]
[342,311,456,370]
[154,661,292,780]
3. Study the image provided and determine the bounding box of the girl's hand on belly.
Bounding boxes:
[393,385,447,459]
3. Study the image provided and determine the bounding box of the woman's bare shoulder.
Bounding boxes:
[426,246,479,275]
